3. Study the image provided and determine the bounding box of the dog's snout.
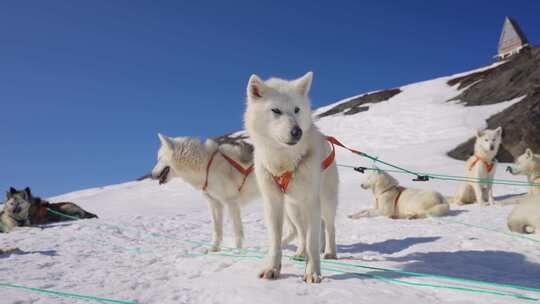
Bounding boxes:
[290,126,302,140]
[490,144,495,151]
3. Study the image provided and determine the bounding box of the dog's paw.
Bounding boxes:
[303,272,322,283]
[208,244,221,252]
[258,267,281,280]
[322,252,337,260]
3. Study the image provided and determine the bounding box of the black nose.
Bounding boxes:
[490,145,495,150]
[290,126,302,140]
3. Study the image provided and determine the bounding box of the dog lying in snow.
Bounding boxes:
[507,148,540,196]
[244,72,339,283]
[507,195,540,237]
[349,169,449,219]
[454,127,502,206]
[1,187,97,233]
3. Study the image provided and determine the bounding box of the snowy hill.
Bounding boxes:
[2,63,540,304]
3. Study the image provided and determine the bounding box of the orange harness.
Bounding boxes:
[468,155,495,173]
[202,150,254,192]
[271,136,361,193]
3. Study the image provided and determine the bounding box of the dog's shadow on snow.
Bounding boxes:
[337,236,441,255]
[0,249,58,258]
[330,250,540,289]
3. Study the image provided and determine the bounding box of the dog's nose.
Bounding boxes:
[490,145,495,151]
[290,126,302,140]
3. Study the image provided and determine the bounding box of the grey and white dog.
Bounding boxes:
[0,187,32,233]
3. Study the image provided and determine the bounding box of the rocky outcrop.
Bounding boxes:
[317,88,401,118]
[447,45,540,162]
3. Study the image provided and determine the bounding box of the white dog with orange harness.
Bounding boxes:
[455,127,502,206]
[244,71,339,284]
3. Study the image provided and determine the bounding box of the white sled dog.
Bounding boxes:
[455,127,502,206]
[507,195,540,237]
[507,148,540,195]
[350,169,449,219]
[151,134,260,251]
[244,71,339,283]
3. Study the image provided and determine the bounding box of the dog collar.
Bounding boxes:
[468,155,495,173]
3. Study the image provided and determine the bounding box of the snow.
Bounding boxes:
[2,63,539,304]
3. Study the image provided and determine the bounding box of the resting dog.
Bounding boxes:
[1,187,97,233]
[350,169,449,219]
[244,72,339,283]
[507,195,540,237]
[507,148,540,195]
[455,127,502,206]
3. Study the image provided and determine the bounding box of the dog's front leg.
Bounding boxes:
[227,203,244,249]
[259,192,284,280]
[472,183,487,206]
[285,203,306,259]
[304,196,322,283]
[204,195,224,252]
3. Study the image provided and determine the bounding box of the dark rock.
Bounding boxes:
[447,45,540,162]
[317,88,401,118]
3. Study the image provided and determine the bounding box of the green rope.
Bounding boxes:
[46,209,540,300]
[337,163,540,186]
[0,283,138,304]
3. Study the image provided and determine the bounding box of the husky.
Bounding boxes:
[244,72,339,283]
[507,195,540,237]
[507,148,540,195]
[455,127,502,206]
[151,134,262,252]
[0,187,32,233]
[0,187,97,233]
[350,169,450,219]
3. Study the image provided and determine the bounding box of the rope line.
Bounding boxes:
[0,283,138,304]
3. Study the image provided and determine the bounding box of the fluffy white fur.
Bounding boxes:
[244,71,339,284]
[350,169,449,219]
[507,148,540,195]
[151,135,260,251]
[455,127,502,206]
[507,195,540,237]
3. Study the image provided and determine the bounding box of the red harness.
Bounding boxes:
[394,186,406,207]
[202,150,254,192]
[468,155,494,173]
[271,136,360,193]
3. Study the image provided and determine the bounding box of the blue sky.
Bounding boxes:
[1,0,539,197]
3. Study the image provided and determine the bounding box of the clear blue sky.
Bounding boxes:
[1,0,539,197]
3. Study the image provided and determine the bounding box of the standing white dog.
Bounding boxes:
[349,169,449,219]
[244,72,339,283]
[152,135,259,251]
[455,127,502,206]
[507,148,540,195]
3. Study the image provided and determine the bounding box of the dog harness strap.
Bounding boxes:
[273,171,293,193]
[325,136,363,155]
[322,138,336,171]
[219,152,254,192]
[468,155,494,173]
[202,150,219,191]
[394,186,406,206]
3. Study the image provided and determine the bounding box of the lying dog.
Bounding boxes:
[0,187,97,233]
[455,127,502,206]
[350,169,449,219]
[507,148,540,195]
[507,195,540,237]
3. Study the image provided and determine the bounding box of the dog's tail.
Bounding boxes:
[507,220,535,234]
[427,202,450,217]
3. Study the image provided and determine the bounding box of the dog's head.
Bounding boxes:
[361,169,399,195]
[3,187,32,221]
[475,127,502,155]
[151,133,209,185]
[507,148,540,176]
[244,72,313,147]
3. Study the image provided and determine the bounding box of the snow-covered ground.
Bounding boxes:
[2,63,540,304]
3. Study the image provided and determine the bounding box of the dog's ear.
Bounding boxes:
[158,133,174,150]
[476,130,484,138]
[24,187,32,198]
[526,148,534,158]
[294,71,313,96]
[495,126,503,137]
[247,74,267,101]
[9,187,17,195]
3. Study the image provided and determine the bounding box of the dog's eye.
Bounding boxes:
[294,107,300,114]
[271,108,282,115]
